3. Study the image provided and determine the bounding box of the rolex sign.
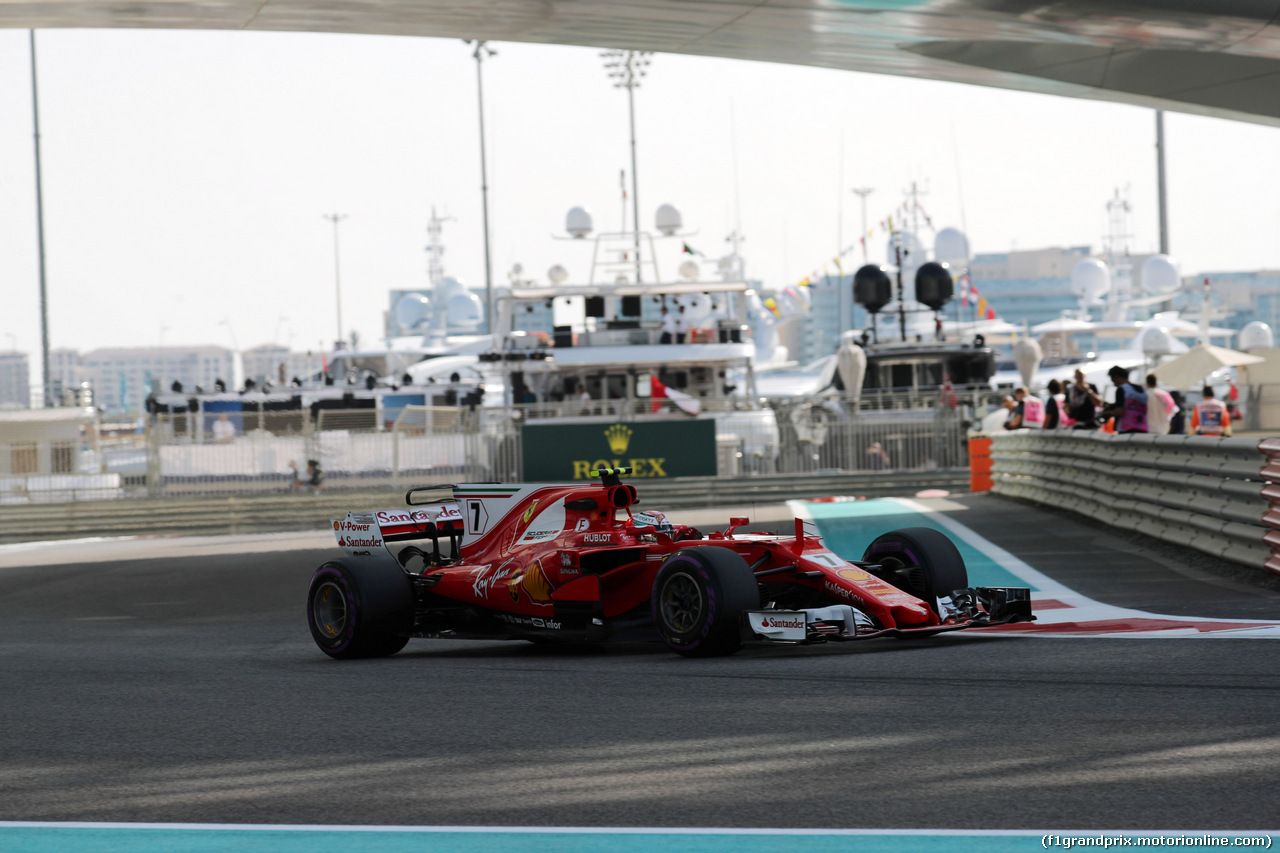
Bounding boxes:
[520,420,717,481]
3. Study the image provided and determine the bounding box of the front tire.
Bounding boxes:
[651,547,760,657]
[862,527,968,617]
[307,558,413,659]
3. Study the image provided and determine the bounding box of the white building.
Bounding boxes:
[47,348,86,403]
[0,352,31,409]
[241,344,319,387]
[81,346,236,413]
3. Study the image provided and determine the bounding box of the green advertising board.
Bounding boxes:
[521,419,717,481]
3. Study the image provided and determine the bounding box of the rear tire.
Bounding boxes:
[307,558,413,659]
[651,547,759,657]
[862,527,968,617]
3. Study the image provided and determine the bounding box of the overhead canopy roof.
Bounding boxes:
[507,281,748,301]
[8,1,1280,125]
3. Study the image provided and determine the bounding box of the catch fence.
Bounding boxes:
[2,394,978,503]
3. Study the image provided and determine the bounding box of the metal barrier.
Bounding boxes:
[988,430,1276,573]
[0,469,971,544]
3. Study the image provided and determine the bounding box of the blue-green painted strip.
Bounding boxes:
[3,826,1275,853]
[800,499,1036,591]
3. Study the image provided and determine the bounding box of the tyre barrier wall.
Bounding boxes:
[1261,438,1280,575]
[0,469,969,545]
[988,431,1278,574]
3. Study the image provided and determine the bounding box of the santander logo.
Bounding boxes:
[761,616,804,629]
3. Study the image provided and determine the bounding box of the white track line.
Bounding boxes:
[788,497,1280,638]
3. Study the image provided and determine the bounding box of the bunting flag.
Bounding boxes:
[682,242,703,257]
[966,279,998,319]
[763,297,781,317]
[833,256,843,277]
[651,375,701,416]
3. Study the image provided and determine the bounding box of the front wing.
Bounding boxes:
[743,586,1035,644]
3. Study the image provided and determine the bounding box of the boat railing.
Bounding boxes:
[488,397,747,423]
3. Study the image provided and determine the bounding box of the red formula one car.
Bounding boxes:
[306,468,1034,659]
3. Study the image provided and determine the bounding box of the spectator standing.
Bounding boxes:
[1043,379,1064,429]
[1104,366,1149,434]
[1016,385,1045,429]
[866,442,890,470]
[1065,369,1102,429]
[1145,374,1179,436]
[212,414,236,443]
[658,308,675,344]
[1001,395,1020,430]
[304,459,324,492]
[1169,390,1188,434]
[1191,385,1231,436]
[675,306,688,344]
[577,383,592,416]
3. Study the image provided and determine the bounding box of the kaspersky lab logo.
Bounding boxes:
[604,424,633,454]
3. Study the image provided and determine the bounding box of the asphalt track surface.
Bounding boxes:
[2,494,1279,831]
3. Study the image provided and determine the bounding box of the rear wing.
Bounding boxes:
[332,502,463,558]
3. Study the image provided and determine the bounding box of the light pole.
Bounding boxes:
[467,40,496,333]
[219,318,240,390]
[1155,110,1169,255]
[29,31,51,407]
[601,49,651,284]
[851,187,875,262]
[323,213,348,347]
[158,325,169,390]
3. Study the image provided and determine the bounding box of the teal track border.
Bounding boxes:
[2,825,1275,853]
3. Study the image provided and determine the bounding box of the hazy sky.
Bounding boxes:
[2,28,1279,377]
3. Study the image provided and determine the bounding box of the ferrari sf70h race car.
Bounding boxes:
[306,468,1034,659]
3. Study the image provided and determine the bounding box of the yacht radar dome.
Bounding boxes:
[548,264,569,284]
[1140,254,1181,295]
[565,207,594,239]
[1071,258,1111,305]
[934,228,970,265]
[446,291,484,328]
[655,203,683,236]
[914,262,954,311]
[394,293,431,331]
[1240,321,1274,351]
[678,260,700,281]
[853,264,893,315]
[1139,325,1176,356]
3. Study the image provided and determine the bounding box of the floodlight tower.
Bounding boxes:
[467,39,497,332]
[323,213,349,347]
[851,187,875,262]
[29,31,51,407]
[600,49,652,284]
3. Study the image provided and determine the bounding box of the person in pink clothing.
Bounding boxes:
[1145,374,1179,436]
